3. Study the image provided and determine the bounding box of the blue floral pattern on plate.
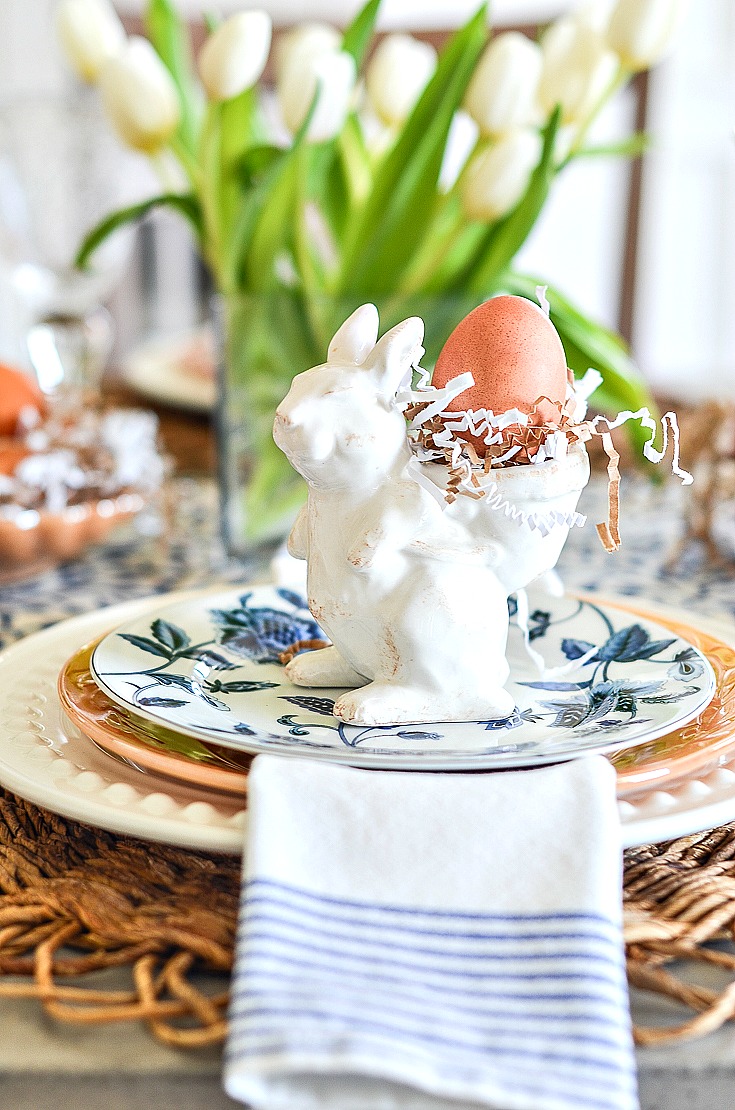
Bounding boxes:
[90,585,717,770]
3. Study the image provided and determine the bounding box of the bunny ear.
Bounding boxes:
[327,304,379,366]
[368,316,425,398]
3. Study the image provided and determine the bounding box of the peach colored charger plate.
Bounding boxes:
[604,604,735,794]
[58,642,252,796]
[58,604,735,801]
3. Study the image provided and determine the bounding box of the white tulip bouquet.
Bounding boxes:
[63,0,687,546]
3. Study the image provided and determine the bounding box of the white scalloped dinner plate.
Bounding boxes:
[0,590,246,853]
[0,589,733,853]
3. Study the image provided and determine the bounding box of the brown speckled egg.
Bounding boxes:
[432,296,569,449]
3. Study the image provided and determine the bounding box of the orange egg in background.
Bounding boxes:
[432,295,570,453]
[0,363,45,439]
[0,442,30,476]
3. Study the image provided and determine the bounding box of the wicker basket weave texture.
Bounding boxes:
[0,788,734,1047]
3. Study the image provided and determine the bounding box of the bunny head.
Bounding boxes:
[274,305,424,491]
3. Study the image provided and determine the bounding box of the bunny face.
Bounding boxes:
[274,366,410,490]
[273,305,425,492]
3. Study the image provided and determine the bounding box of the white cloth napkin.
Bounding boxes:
[224,755,638,1110]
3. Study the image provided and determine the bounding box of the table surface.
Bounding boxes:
[1,393,734,1110]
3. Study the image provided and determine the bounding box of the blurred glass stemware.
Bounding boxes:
[0,89,138,403]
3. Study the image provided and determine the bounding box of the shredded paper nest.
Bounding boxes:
[398,359,692,552]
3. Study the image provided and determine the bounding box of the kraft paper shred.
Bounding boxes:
[595,430,622,553]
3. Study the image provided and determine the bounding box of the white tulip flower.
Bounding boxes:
[606,0,690,71]
[198,11,272,102]
[439,109,479,192]
[365,34,437,127]
[538,17,618,125]
[278,48,356,142]
[100,37,181,153]
[461,130,542,221]
[464,32,543,139]
[573,3,615,35]
[274,23,341,83]
[57,0,125,83]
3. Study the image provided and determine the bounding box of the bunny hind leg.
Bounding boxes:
[286,646,369,688]
[334,682,515,726]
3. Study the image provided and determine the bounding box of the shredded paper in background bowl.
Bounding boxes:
[0,409,166,520]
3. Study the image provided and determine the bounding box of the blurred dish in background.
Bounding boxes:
[119,327,216,414]
[0,491,146,584]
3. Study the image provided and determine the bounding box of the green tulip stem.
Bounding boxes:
[398,201,466,296]
[559,63,631,170]
[197,103,227,288]
[168,134,200,187]
[149,148,186,193]
[397,132,487,296]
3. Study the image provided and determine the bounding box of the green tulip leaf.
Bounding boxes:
[294,149,332,296]
[231,156,297,291]
[235,143,285,188]
[340,112,371,181]
[199,88,265,271]
[294,113,373,253]
[337,4,489,297]
[74,193,203,271]
[315,145,352,246]
[145,0,200,154]
[413,215,487,295]
[574,133,650,160]
[219,85,263,172]
[330,114,372,236]
[342,0,383,69]
[229,95,321,290]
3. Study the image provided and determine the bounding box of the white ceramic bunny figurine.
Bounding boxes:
[273,304,589,726]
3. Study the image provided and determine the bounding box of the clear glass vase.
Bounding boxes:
[215,290,482,557]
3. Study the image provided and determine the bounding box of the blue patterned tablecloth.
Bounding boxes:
[0,476,732,646]
[559,478,734,622]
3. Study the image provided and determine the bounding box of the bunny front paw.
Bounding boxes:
[286,646,368,688]
[286,506,308,560]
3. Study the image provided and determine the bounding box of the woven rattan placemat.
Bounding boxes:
[0,786,733,1049]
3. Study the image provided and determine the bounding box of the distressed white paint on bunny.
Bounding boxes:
[273,304,590,726]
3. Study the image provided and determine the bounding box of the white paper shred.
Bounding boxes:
[515,587,600,677]
[401,372,475,427]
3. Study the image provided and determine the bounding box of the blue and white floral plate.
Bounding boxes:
[89,585,716,771]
